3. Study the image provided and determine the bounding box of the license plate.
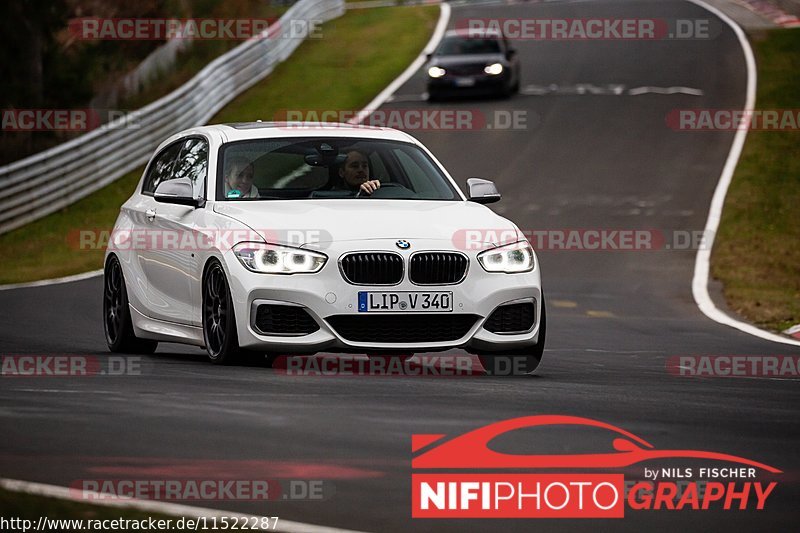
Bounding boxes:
[358,291,453,312]
[454,77,476,87]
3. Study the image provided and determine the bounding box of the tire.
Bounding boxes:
[501,77,518,99]
[103,256,158,354]
[478,297,546,376]
[202,261,243,364]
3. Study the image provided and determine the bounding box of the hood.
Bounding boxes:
[213,199,521,249]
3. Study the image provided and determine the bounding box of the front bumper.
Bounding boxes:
[223,241,542,354]
[427,73,509,96]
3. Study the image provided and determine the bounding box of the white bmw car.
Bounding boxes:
[103,123,545,374]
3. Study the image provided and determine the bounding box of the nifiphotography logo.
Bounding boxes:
[411,415,781,518]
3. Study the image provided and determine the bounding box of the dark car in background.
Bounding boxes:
[426,29,520,100]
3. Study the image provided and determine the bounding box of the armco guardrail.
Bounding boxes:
[0,0,345,235]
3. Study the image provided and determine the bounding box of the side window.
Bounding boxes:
[173,138,208,198]
[141,142,183,195]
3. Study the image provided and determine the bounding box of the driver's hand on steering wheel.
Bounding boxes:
[358,180,381,195]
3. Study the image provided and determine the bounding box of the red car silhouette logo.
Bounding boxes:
[412,415,781,472]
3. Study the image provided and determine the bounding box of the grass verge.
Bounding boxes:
[0,6,439,285]
[711,28,800,333]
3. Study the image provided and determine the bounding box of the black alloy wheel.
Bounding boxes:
[202,261,241,364]
[103,256,158,354]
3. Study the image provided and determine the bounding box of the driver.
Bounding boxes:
[338,150,381,195]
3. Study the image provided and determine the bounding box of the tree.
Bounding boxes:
[0,0,68,108]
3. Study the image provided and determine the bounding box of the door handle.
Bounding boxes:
[145,209,156,222]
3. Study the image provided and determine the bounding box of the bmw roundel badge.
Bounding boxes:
[396,239,411,250]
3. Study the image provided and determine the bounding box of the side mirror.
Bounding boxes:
[466,177,501,204]
[154,177,202,207]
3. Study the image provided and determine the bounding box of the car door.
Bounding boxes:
[136,137,207,325]
[169,137,208,326]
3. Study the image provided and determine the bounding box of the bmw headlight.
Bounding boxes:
[477,241,535,273]
[484,63,504,75]
[233,242,326,274]
[428,66,446,78]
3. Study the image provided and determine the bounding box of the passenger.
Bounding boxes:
[337,150,381,195]
[224,156,259,198]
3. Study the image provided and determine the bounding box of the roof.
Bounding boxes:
[183,122,418,144]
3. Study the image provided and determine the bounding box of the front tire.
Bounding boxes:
[103,256,158,354]
[478,298,546,376]
[202,261,242,364]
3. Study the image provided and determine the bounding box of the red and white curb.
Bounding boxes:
[784,324,800,340]
[736,0,800,27]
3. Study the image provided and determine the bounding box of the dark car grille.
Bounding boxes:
[254,304,320,335]
[409,252,468,285]
[446,64,487,76]
[484,302,536,334]
[326,314,479,343]
[340,253,404,285]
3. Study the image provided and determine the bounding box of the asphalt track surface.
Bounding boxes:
[2,0,799,531]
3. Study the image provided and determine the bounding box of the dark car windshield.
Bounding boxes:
[217,137,461,201]
[435,36,501,55]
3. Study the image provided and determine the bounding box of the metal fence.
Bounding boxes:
[0,0,345,235]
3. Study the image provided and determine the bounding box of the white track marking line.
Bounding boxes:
[0,478,371,533]
[0,269,103,291]
[686,0,800,347]
[628,86,705,96]
[350,2,451,124]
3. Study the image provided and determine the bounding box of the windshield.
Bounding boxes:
[217,137,461,201]
[436,36,502,56]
